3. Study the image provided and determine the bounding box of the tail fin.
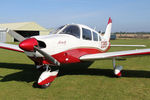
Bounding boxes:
[103,17,112,41]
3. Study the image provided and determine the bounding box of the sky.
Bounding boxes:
[0,0,150,32]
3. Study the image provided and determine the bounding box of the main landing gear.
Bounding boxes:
[35,65,59,88]
[112,58,123,77]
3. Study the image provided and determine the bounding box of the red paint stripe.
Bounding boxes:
[116,72,121,77]
[0,46,24,53]
[29,46,111,65]
[108,17,112,24]
[38,75,57,85]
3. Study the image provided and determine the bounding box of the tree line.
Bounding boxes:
[113,32,150,34]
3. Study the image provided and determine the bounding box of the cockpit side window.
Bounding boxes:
[60,25,80,38]
[82,28,92,40]
[93,32,98,41]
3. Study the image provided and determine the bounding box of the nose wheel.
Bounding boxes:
[113,58,123,77]
[40,82,51,89]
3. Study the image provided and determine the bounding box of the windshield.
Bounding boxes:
[59,25,80,38]
[50,25,65,34]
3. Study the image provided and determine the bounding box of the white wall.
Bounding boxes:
[0,29,6,42]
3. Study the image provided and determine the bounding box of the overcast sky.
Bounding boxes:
[0,0,150,32]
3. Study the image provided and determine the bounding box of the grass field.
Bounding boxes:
[1,39,150,100]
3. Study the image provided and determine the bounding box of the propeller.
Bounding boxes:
[6,29,26,42]
[34,46,60,66]
[19,38,60,66]
[6,28,60,66]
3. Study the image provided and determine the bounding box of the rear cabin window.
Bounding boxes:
[82,28,92,40]
[61,25,80,38]
[93,32,98,41]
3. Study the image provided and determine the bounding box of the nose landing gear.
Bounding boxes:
[35,65,59,88]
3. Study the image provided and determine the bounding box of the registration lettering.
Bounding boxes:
[58,41,66,45]
[101,41,107,48]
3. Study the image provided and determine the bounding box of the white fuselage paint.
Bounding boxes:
[24,24,110,57]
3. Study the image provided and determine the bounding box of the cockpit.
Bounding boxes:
[59,25,80,38]
[52,24,101,41]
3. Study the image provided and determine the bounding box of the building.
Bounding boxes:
[0,22,50,42]
[115,32,150,39]
[110,34,116,40]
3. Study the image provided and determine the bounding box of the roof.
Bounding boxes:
[68,24,99,33]
[0,22,47,31]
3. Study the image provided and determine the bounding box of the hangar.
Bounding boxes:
[0,22,49,42]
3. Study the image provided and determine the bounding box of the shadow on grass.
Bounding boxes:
[1,62,150,83]
[0,63,40,83]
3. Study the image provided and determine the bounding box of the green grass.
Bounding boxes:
[1,39,150,100]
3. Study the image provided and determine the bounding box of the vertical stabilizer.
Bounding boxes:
[103,17,112,41]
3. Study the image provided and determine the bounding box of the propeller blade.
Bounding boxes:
[6,29,26,42]
[19,37,59,66]
[34,46,60,66]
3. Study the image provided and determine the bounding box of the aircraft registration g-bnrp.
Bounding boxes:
[0,17,149,88]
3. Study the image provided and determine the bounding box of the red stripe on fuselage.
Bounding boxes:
[29,47,110,65]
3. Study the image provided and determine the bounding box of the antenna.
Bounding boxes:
[98,30,103,34]
[100,30,103,34]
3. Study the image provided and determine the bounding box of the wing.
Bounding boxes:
[111,45,146,47]
[0,42,24,53]
[80,48,150,61]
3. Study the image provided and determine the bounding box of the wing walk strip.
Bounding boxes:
[80,48,150,61]
[0,42,24,52]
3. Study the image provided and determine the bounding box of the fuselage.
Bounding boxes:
[24,24,110,65]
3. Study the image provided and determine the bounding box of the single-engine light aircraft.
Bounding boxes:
[0,17,149,88]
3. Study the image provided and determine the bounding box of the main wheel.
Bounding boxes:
[114,66,123,78]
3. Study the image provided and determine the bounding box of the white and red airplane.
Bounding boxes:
[0,17,149,88]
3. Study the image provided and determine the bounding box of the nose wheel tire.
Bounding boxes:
[40,82,51,89]
[33,82,51,89]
